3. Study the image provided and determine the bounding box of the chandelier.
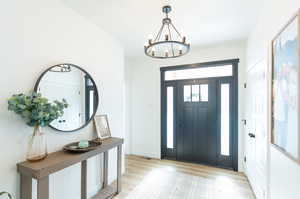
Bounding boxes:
[144,5,190,59]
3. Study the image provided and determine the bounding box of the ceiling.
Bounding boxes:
[62,0,261,58]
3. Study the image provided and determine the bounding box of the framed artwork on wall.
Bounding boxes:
[271,9,300,164]
[94,115,112,139]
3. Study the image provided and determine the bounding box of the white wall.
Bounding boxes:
[0,0,125,198]
[124,60,132,154]
[126,40,246,171]
[246,1,300,198]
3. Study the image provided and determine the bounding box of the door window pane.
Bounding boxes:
[184,85,191,102]
[192,85,200,102]
[167,87,174,149]
[221,84,230,156]
[200,84,208,102]
[165,65,232,80]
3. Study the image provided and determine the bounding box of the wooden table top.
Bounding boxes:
[17,137,123,179]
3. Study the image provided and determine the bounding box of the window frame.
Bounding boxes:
[164,64,233,81]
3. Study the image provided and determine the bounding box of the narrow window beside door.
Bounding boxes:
[184,85,191,102]
[167,87,174,149]
[221,84,230,156]
[89,90,94,118]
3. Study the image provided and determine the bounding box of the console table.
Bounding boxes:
[17,137,124,199]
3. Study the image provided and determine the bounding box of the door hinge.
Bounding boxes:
[242,119,246,125]
[243,83,247,88]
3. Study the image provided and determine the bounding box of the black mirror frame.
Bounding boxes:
[34,63,99,133]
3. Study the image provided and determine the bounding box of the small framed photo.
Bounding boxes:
[94,115,111,139]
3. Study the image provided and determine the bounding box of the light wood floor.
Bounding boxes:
[113,155,255,199]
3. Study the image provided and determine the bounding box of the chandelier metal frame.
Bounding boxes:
[144,5,190,59]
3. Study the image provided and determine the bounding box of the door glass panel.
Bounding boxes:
[167,87,174,149]
[192,85,200,102]
[165,65,232,80]
[221,83,230,156]
[184,85,191,102]
[200,84,208,102]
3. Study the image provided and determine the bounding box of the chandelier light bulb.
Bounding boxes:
[165,34,169,41]
[179,46,183,55]
[165,49,169,57]
[148,34,153,45]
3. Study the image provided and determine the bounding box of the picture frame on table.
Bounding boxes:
[94,115,112,140]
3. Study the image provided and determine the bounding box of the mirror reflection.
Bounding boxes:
[35,64,99,132]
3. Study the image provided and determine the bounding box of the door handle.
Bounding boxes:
[248,133,255,138]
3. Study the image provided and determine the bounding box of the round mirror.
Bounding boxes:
[34,63,99,132]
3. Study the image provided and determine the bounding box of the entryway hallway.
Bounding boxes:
[114,155,255,199]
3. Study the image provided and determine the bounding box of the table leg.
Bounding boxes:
[37,176,49,199]
[81,160,87,199]
[117,145,122,193]
[103,151,109,188]
[20,174,32,199]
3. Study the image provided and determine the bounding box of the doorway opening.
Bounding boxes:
[161,59,239,171]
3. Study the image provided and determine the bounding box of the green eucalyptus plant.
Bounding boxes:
[7,92,68,127]
[0,192,12,199]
